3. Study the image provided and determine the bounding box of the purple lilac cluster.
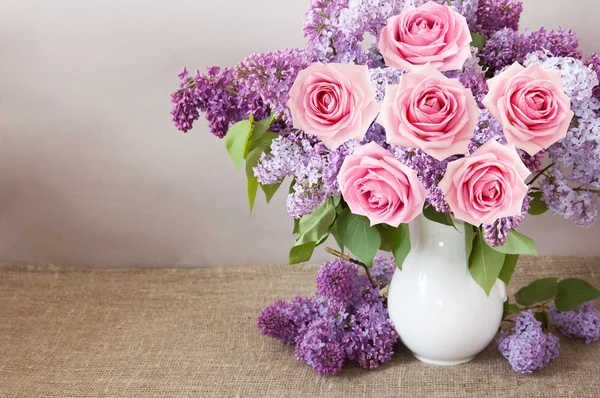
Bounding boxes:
[391,146,456,213]
[235,49,312,124]
[170,67,268,137]
[483,193,533,246]
[475,0,522,36]
[258,257,398,375]
[481,27,582,73]
[585,53,600,100]
[303,0,367,64]
[253,133,336,218]
[497,311,560,373]
[456,48,489,106]
[550,302,600,344]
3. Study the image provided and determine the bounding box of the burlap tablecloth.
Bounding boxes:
[0,257,598,398]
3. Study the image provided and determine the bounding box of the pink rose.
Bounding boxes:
[378,1,472,72]
[337,142,426,227]
[438,139,531,226]
[378,63,480,160]
[482,63,574,155]
[287,62,380,150]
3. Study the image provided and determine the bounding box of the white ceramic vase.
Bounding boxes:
[387,215,507,366]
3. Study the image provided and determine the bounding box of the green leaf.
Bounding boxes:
[247,114,275,153]
[489,230,537,256]
[471,32,487,52]
[248,132,278,156]
[388,224,411,270]
[340,212,381,266]
[555,278,600,312]
[245,147,263,213]
[293,218,299,235]
[376,225,392,251]
[464,224,475,261]
[469,232,506,295]
[423,205,455,228]
[330,208,349,252]
[316,233,329,247]
[503,301,521,318]
[224,119,253,171]
[528,192,549,216]
[288,242,316,264]
[330,220,344,252]
[514,277,558,306]
[296,200,336,245]
[260,182,282,203]
[332,195,342,208]
[498,254,519,285]
[247,173,259,213]
[534,310,549,330]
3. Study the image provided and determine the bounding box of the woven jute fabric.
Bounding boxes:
[0,257,599,398]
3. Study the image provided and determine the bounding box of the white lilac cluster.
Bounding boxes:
[524,52,599,103]
[369,67,405,103]
[338,0,403,38]
[525,52,600,226]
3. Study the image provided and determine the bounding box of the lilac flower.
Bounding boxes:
[408,0,479,28]
[253,133,339,218]
[170,66,269,137]
[338,0,403,38]
[481,27,582,74]
[521,27,582,60]
[483,193,533,247]
[468,108,507,153]
[585,53,600,100]
[550,302,600,344]
[316,259,360,302]
[498,311,560,373]
[369,67,404,104]
[170,68,201,133]
[257,296,324,344]
[295,317,346,376]
[371,255,396,287]
[235,49,312,124]
[259,257,399,375]
[480,28,523,73]
[540,168,599,227]
[303,0,367,64]
[519,149,545,174]
[476,0,523,37]
[391,146,457,213]
[524,52,598,103]
[343,299,398,369]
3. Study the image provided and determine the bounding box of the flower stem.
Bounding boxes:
[527,163,555,186]
[324,247,377,289]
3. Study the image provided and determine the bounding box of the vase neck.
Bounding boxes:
[407,214,467,268]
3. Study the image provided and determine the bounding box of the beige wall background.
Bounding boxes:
[0,0,599,268]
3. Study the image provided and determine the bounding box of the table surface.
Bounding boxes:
[0,257,599,398]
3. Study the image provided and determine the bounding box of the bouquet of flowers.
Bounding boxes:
[171,0,600,375]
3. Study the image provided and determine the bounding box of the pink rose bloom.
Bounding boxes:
[337,142,426,227]
[287,62,380,150]
[378,63,480,160]
[378,1,472,72]
[438,139,531,226]
[482,63,574,155]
